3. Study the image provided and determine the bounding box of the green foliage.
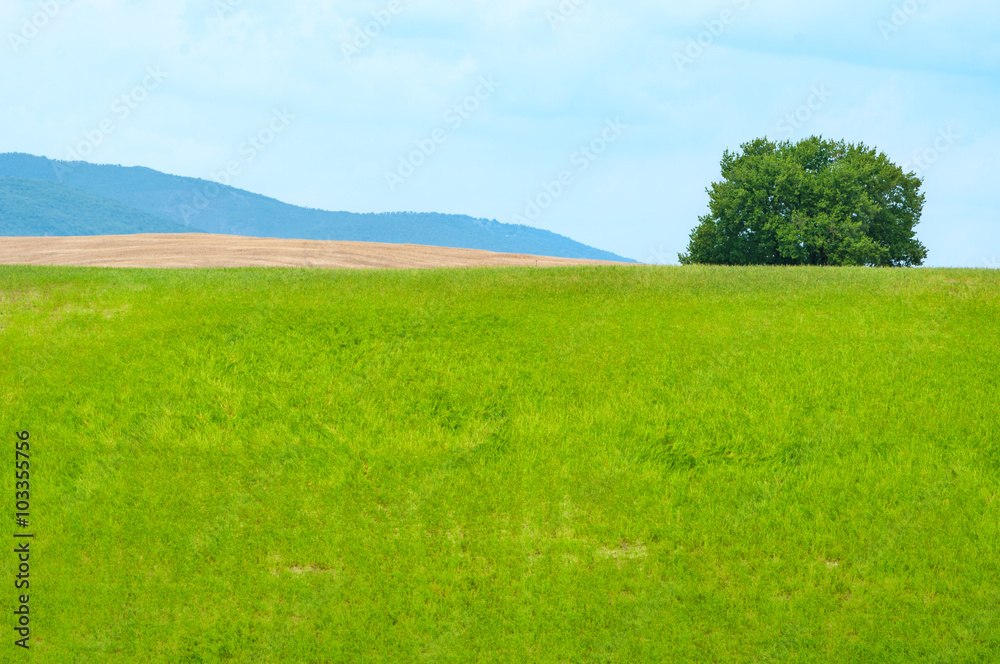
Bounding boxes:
[2,265,999,661]
[680,136,928,266]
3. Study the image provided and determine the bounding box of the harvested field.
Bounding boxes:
[0,233,632,269]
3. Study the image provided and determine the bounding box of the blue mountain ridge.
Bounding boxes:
[0,176,195,236]
[0,153,636,262]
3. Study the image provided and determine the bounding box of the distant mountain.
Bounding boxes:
[0,153,636,262]
[0,177,197,237]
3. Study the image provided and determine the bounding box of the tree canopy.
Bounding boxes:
[679,136,928,267]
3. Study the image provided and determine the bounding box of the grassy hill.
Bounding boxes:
[2,265,998,661]
[0,176,198,236]
[0,153,636,262]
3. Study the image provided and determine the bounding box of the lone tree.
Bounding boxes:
[679,136,928,266]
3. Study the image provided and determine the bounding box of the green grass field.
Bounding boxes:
[2,265,998,662]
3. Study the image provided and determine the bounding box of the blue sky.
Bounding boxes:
[2,0,997,266]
